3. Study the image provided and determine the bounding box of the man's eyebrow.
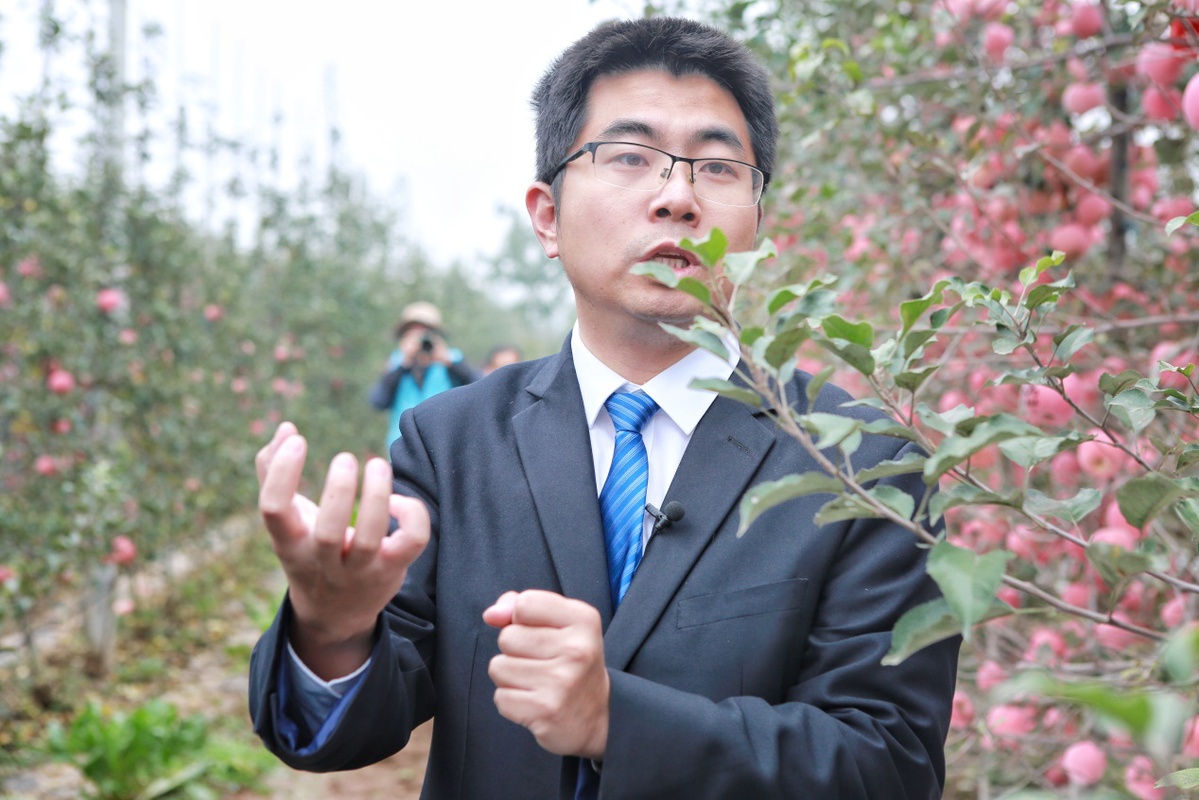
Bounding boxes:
[594,121,748,155]
[597,119,656,140]
[689,126,747,155]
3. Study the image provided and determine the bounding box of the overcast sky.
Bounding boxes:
[1,0,644,266]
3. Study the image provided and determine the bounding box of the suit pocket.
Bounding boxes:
[676,578,809,629]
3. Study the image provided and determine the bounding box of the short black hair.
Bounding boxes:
[531,17,778,199]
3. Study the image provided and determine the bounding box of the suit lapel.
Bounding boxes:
[513,344,615,625]
[604,389,776,671]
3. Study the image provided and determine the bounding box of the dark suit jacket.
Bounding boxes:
[249,340,960,799]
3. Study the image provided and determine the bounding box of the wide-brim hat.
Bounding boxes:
[394,301,443,337]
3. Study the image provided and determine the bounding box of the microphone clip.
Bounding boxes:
[645,501,686,536]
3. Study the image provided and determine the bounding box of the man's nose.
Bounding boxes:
[652,162,701,219]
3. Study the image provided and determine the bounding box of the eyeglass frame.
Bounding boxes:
[549,141,771,207]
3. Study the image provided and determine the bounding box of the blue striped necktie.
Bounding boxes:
[576,390,659,800]
[600,391,658,609]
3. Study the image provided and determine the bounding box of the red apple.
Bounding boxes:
[1062,741,1107,786]
[46,368,76,394]
[983,22,1014,61]
[1142,85,1182,120]
[1049,222,1094,259]
[1063,82,1106,114]
[1184,72,1199,130]
[104,535,137,566]
[1070,2,1104,38]
[1136,41,1187,85]
[95,288,125,314]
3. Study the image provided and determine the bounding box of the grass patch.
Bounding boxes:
[1,516,287,796]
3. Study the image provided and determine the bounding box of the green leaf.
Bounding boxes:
[802,412,863,450]
[992,326,1033,355]
[1024,487,1102,524]
[673,276,712,305]
[884,597,1012,665]
[925,541,1011,643]
[763,327,812,369]
[990,366,1052,386]
[738,472,843,536]
[680,229,728,267]
[858,417,919,440]
[722,239,776,286]
[867,484,915,520]
[818,340,876,376]
[1023,273,1075,311]
[1175,497,1199,539]
[1099,369,1143,396]
[739,325,765,348]
[1051,325,1093,362]
[998,434,1081,468]
[899,329,938,360]
[1116,474,1199,529]
[1164,209,1199,236]
[804,365,835,407]
[1106,388,1156,434]
[822,315,874,347]
[1161,623,1199,684]
[688,377,763,408]
[1017,251,1065,286]
[1159,359,1195,378]
[1157,769,1199,790]
[855,451,926,483]
[923,414,1044,482]
[916,402,975,436]
[929,306,956,329]
[1002,672,1156,737]
[786,286,840,320]
[139,760,212,800]
[631,260,679,287]
[898,280,949,335]
[929,485,1025,524]
[767,286,803,316]
[660,324,729,361]
[820,37,850,54]
[1177,444,1199,472]
[813,494,876,524]
[1086,542,1153,587]
[894,366,940,393]
[765,276,839,316]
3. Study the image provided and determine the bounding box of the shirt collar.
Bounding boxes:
[571,323,738,436]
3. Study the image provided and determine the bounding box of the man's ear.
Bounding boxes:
[526,182,560,259]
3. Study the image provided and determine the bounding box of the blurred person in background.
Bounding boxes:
[482,343,524,375]
[368,301,478,450]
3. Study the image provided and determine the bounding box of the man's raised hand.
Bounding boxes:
[256,422,429,679]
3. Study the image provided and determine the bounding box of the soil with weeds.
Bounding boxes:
[0,517,429,799]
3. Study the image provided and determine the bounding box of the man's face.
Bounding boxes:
[527,70,761,352]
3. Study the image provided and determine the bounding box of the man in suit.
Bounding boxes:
[250,16,959,799]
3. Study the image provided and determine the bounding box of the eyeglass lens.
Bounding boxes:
[590,142,762,206]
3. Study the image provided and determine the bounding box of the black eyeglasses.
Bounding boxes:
[550,141,769,207]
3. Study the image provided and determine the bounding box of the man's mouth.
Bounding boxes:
[654,255,689,269]
[644,249,696,270]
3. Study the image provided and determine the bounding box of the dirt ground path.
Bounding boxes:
[0,520,434,800]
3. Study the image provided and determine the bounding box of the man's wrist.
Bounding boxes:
[286,611,376,682]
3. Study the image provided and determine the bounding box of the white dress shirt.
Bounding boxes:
[569,324,736,547]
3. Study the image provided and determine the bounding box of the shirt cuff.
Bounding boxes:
[276,642,372,754]
[287,641,372,696]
